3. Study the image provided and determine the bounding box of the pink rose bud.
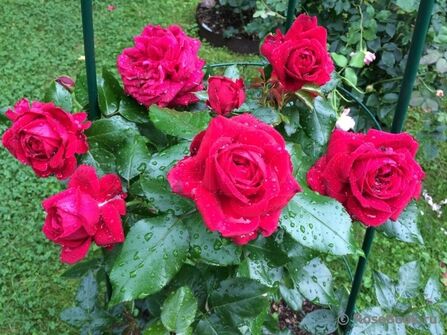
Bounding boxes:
[206,76,245,116]
[436,89,444,97]
[364,51,376,65]
[335,108,355,131]
[56,76,75,91]
[107,4,116,11]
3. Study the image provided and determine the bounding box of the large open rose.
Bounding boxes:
[42,165,126,263]
[2,99,90,179]
[307,129,424,226]
[168,114,301,244]
[117,24,205,108]
[261,14,334,91]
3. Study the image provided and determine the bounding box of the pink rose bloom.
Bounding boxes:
[2,99,90,180]
[42,165,126,264]
[117,24,205,108]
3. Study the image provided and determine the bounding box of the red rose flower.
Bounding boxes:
[42,165,126,264]
[206,76,245,116]
[168,114,301,244]
[1,99,90,180]
[261,14,334,92]
[306,129,424,226]
[117,24,205,108]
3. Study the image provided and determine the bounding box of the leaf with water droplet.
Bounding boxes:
[160,286,198,332]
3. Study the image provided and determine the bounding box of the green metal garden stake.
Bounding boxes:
[342,0,435,332]
[81,0,99,120]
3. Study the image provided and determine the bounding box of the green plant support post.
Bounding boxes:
[342,0,435,332]
[81,0,99,120]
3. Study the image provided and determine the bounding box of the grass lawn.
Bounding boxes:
[0,1,445,334]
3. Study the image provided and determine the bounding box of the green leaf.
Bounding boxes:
[110,214,190,304]
[76,271,98,311]
[139,175,194,215]
[143,320,170,335]
[0,106,10,124]
[293,258,334,306]
[373,271,397,310]
[344,67,358,87]
[118,95,148,123]
[281,190,357,256]
[300,97,337,146]
[299,309,337,335]
[395,0,418,12]
[79,146,117,176]
[301,84,322,96]
[97,68,122,116]
[44,81,73,112]
[85,115,139,152]
[224,65,240,80]
[209,278,271,327]
[186,213,241,266]
[149,106,211,139]
[379,202,423,244]
[116,134,151,181]
[245,236,289,267]
[424,276,442,304]
[425,308,444,335]
[349,307,385,335]
[161,286,198,332]
[60,307,87,325]
[146,142,190,179]
[238,257,283,288]
[279,285,303,312]
[396,261,420,299]
[194,314,240,335]
[62,258,102,278]
[250,106,281,125]
[331,53,348,67]
[74,71,88,109]
[295,90,314,110]
[349,51,365,68]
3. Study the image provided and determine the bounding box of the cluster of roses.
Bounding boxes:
[2,14,424,264]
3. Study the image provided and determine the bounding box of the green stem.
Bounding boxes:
[205,61,267,69]
[285,0,298,31]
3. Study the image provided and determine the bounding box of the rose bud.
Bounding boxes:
[56,76,75,91]
[307,129,424,226]
[364,51,376,65]
[1,99,90,179]
[206,76,245,116]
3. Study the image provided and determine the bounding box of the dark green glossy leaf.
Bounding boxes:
[79,146,117,176]
[146,142,190,179]
[62,258,102,278]
[44,81,73,112]
[194,314,240,335]
[250,106,281,125]
[238,257,283,288]
[379,202,423,244]
[300,97,337,146]
[118,95,148,123]
[373,271,396,310]
[116,134,151,181]
[74,71,88,109]
[425,308,444,335]
[161,286,198,332]
[97,68,122,116]
[149,106,211,139]
[331,52,348,67]
[244,236,289,267]
[396,261,420,299]
[76,271,98,311]
[299,309,337,335]
[424,276,442,304]
[349,307,385,335]
[186,213,241,266]
[281,190,357,256]
[110,215,190,304]
[279,285,303,312]
[344,67,358,87]
[143,320,169,335]
[209,278,271,327]
[293,258,334,306]
[139,175,194,215]
[60,307,87,325]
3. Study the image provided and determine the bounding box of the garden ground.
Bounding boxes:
[0,1,445,334]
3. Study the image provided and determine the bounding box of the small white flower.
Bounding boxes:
[335,108,355,131]
[364,51,376,65]
[436,89,444,97]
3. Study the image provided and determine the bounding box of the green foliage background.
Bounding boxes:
[0,0,446,334]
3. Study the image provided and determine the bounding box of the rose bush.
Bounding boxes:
[2,15,440,335]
